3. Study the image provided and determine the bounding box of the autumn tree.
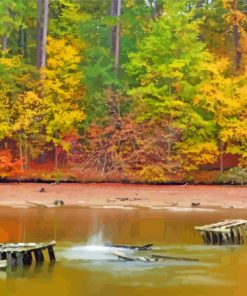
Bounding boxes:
[125,0,219,176]
[42,37,85,168]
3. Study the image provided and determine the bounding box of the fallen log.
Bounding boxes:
[105,243,153,251]
[113,251,198,263]
[25,200,48,208]
[151,254,199,262]
[113,251,135,261]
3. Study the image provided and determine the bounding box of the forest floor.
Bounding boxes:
[0,183,247,209]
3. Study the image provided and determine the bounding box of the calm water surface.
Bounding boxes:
[0,206,247,296]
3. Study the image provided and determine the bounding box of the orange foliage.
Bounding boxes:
[0,149,21,177]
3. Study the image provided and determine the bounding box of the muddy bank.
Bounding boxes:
[0,183,246,209]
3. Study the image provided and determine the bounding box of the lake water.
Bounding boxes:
[0,206,247,296]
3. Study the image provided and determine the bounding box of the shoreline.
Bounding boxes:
[0,183,247,210]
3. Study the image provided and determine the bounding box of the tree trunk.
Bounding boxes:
[54,130,58,169]
[220,142,224,173]
[19,135,25,172]
[23,30,28,58]
[111,0,122,71]
[18,26,23,54]
[153,0,158,18]
[233,24,241,71]
[24,138,29,170]
[231,0,241,71]
[55,146,58,169]
[1,35,7,50]
[36,0,43,69]
[41,0,49,68]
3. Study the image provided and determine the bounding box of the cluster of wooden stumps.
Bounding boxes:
[195,219,247,245]
[0,240,56,269]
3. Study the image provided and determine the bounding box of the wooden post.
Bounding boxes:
[238,226,244,244]
[211,232,218,245]
[218,233,223,245]
[17,252,24,268]
[0,252,6,260]
[222,232,228,244]
[11,252,18,268]
[34,249,44,263]
[243,225,247,239]
[205,231,211,244]
[23,251,32,265]
[47,246,56,261]
[6,252,12,266]
[234,227,241,244]
[231,227,240,244]
[200,231,207,244]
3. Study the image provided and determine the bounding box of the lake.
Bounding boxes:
[0,206,247,296]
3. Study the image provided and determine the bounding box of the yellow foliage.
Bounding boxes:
[41,36,85,147]
[137,165,169,183]
[176,142,219,171]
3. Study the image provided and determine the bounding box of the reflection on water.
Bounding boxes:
[0,206,247,295]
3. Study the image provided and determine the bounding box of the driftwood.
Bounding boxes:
[53,200,64,206]
[38,187,46,192]
[164,202,178,206]
[115,198,129,201]
[151,254,198,262]
[25,200,48,208]
[113,251,198,263]
[25,200,64,208]
[113,251,135,261]
[191,202,200,207]
[105,243,153,251]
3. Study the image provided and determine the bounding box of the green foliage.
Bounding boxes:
[125,0,220,171]
[217,167,247,185]
[0,0,246,181]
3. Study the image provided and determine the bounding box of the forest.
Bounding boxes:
[0,0,246,183]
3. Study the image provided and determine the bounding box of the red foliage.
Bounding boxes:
[0,149,21,177]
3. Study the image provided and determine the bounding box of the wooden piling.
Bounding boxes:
[34,249,44,263]
[200,231,207,244]
[211,232,218,245]
[205,231,211,244]
[11,253,18,268]
[0,241,56,268]
[6,252,12,266]
[195,219,247,245]
[218,232,223,245]
[16,252,24,268]
[23,251,32,265]
[47,246,56,261]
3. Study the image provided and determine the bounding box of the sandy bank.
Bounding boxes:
[0,183,246,210]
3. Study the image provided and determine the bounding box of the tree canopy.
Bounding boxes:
[0,0,246,183]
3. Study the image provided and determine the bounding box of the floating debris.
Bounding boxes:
[113,251,198,263]
[105,243,153,251]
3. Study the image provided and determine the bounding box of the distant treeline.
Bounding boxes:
[0,0,247,183]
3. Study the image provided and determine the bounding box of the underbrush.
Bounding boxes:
[2,163,247,185]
